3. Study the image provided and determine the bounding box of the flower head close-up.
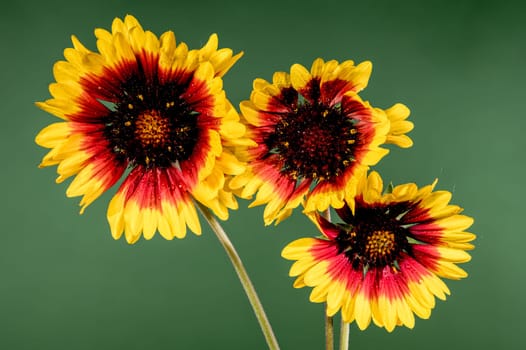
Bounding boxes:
[230,58,413,225]
[282,171,475,332]
[35,15,248,244]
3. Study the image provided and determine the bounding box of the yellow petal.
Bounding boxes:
[290,63,311,91]
[107,192,125,240]
[436,215,474,231]
[310,58,325,78]
[142,208,157,240]
[326,281,346,316]
[354,291,372,330]
[385,103,410,122]
[288,258,314,276]
[281,238,316,260]
[181,201,201,235]
[124,200,143,244]
[35,122,70,148]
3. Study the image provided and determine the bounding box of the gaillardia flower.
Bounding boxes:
[230,58,413,225]
[35,15,248,243]
[282,171,475,332]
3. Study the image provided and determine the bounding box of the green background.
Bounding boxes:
[1,0,524,349]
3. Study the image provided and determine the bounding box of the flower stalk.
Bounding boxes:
[339,320,350,350]
[325,306,334,350]
[197,202,280,350]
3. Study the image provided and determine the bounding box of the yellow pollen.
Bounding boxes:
[350,128,357,134]
[124,121,132,127]
[322,110,329,117]
[347,139,355,144]
[134,111,170,147]
[365,230,396,261]
[128,103,133,109]
[138,94,144,101]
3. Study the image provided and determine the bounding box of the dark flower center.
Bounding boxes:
[264,97,358,181]
[335,203,413,269]
[102,71,199,168]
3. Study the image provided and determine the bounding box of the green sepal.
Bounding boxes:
[385,181,394,194]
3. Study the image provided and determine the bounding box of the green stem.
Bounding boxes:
[197,202,280,350]
[325,306,334,350]
[339,319,349,350]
